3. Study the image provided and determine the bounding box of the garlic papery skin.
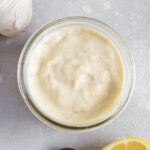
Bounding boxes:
[0,0,32,37]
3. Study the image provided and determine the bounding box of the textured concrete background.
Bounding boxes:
[0,0,150,149]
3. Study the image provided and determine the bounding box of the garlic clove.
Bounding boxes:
[0,0,32,37]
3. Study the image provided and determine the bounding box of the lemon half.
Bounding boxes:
[102,137,150,150]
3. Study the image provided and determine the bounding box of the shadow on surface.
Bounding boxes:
[0,33,46,128]
[78,139,112,150]
[0,34,6,40]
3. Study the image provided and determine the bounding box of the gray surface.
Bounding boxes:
[0,0,150,149]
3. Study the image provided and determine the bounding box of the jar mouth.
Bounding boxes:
[17,16,135,132]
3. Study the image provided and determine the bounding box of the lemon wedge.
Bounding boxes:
[102,137,150,150]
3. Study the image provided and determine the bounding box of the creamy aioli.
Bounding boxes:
[27,27,124,123]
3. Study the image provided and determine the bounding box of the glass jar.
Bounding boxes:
[17,17,135,132]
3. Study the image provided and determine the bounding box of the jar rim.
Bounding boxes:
[17,16,135,132]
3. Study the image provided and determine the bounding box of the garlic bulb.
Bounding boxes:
[0,0,32,37]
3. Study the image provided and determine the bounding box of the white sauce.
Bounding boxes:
[27,27,124,123]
